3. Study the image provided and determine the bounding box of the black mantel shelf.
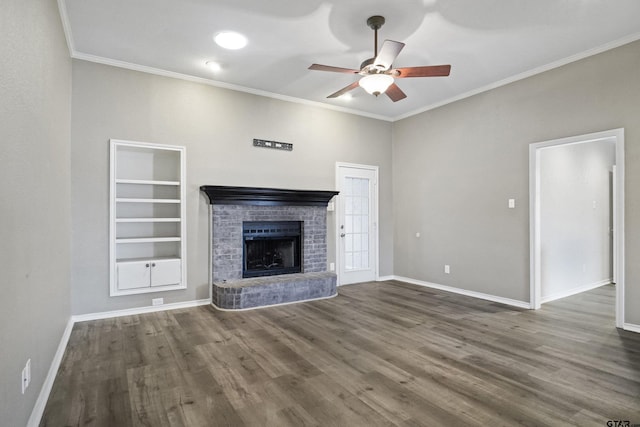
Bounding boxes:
[200,185,339,207]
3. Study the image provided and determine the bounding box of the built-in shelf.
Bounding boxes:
[116,256,180,263]
[116,218,181,223]
[116,179,180,186]
[110,139,186,297]
[116,237,181,244]
[116,198,181,204]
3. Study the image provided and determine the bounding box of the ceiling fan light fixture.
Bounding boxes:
[214,31,248,50]
[359,74,394,96]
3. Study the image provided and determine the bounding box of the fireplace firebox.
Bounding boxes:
[242,221,302,278]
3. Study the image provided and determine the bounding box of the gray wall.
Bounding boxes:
[392,39,640,324]
[70,60,393,315]
[0,1,72,426]
[540,141,615,300]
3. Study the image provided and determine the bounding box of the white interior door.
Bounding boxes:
[337,164,378,285]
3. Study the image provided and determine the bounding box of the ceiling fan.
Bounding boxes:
[309,15,451,102]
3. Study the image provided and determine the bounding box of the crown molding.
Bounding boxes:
[393,31,640,121]
[56,0,640,123]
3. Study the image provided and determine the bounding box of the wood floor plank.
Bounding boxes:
[41,283,640,426]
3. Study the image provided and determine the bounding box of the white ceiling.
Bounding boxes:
[61,0,640,121]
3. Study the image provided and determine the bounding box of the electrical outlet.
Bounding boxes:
[329,262,335,271]
[444,265,450,274]
[152,298,164,306]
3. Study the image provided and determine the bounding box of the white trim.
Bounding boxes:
[56,0,75,55]
[529,128,625,328]
[392,276,532,309]
[393,32,640,121]
[335,162,380,286]
[71,299,210,323]
[540,279,612,304]
[337,282,363,287]
[54,0,640,123]
[377,275,395,282]
[27,298,213,425]
[71,52,393,123]
[210,293,338,312]
[27,317,74,427]
[623,323,640,334]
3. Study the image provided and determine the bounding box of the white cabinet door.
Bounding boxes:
[117,261,151,290]
[150,259,181,287]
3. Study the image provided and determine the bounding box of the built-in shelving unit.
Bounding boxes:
[110,139,186,296]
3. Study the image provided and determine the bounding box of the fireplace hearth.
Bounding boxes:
[243,221,302,278]
[201,185,339,310]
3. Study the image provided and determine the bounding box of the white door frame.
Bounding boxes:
[335,162,379,286]
[529,128,625,328]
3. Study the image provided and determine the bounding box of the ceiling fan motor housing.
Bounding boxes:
[360,57,386,74]
[366,15,385,31]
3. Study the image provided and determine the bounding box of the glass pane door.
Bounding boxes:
[344,177,370,271]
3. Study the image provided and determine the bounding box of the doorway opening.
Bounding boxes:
[529,128,625,328]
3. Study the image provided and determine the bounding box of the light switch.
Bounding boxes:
[508,199,515,209]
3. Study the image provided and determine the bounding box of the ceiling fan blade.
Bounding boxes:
[385,83,407,102]
[309,64,360,74]
[392,65,451,78]
[374,40,405,70]
[327,81,360,98]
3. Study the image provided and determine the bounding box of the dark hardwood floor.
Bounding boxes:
[42,282,640,426]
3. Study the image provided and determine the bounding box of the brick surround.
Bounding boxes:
[212,204,328,282]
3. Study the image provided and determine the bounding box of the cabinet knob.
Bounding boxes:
[145,263,150,267]
[151,263,156,267]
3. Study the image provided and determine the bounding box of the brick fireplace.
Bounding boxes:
[201,186,339,309]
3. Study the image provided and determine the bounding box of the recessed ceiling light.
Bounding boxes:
[214,31,248,50]
[205,61,221,72]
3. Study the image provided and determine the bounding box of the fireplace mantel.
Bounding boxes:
[200,185,338,207]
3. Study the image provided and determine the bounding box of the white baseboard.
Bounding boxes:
[28,298,211,426]
[377,275,395,281]
[623,323,640,334]
[540,279,612,304]
[391,275,532,309]
[27,317,74,427]
[71,299,211,322]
